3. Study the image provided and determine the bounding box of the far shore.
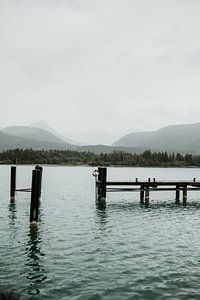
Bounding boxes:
[1,163,200,169]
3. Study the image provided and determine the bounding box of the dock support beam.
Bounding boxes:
[183,186,187,206]
[10,166,16,203]
[97,167,107,203]
[144,186,150,205]
[140,186,145,204]
[30,170,40,223]
[175,185,180,204]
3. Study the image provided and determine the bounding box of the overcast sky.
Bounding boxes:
[1,0,200,138]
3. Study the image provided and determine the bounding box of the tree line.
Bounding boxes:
[0,148,200,167]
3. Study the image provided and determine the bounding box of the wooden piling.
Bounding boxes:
[30,170,40,223]
[183,186,187,206]
[35,165,43,198]
[97,167,107,202]
[140,186,145,204]
[175,185,180,204]
[145,186,149,205]
[10,166,16,202]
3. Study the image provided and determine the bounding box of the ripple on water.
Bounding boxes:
[1,166,200,299]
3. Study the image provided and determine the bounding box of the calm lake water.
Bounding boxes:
[1,166,200,299]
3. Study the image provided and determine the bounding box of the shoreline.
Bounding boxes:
[0,163,200,168]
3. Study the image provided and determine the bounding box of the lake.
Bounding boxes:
[1,165,200,299]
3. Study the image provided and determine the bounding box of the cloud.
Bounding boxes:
[1,0,200,134]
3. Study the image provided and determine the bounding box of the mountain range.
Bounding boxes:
[0,126,74,151]
[113,122,200,154]
[1,121,200,154]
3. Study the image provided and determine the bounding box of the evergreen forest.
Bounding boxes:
[0,148,200,167]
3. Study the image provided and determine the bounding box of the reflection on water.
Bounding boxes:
[96,201,106,212]
[95,202,109,238]
[24,224,47,296]
[95,202,107,224]
[8,203,17,226]
[97,199,200,211]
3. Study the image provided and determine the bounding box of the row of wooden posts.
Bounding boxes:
[10,165,43,223]
[95,167,200,205]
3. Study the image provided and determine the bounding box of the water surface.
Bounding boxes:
[1,166,200,299]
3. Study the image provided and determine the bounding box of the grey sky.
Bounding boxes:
[1,0,200,138]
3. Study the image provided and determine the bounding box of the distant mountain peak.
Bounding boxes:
[30,120,81,146]
[30,120,57,134]
[3,125,66,144]
[0,125,76,151]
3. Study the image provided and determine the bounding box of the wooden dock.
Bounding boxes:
[93,167,200,205]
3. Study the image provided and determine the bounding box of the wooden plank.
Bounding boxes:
[104,181,200,186]
[106,187,200,192]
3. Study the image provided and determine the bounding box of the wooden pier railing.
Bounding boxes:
[93,167,200,205]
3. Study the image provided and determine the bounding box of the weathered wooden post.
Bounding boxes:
[97,167,107,203]
[144,186,150,205]
[30,170,40,223]
[175,185,180,204]
[10,166,16,202]
[183,186,187,206]
[140,185,145,204]
[35,165,43,198]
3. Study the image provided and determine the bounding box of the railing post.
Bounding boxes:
[10,166,16,202]
[30,170,40,223]
[97,167,107,202]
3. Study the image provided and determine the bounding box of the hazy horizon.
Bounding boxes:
[0,119,143,145]
[2,119,200,146]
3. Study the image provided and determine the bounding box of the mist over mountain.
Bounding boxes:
[1,121,200,154]
[0,124,121,153]
[30,120,57,134]
[3,126,65,144]
[30,120,81,145]
[113,122,200,154]
[0,125,74,151]
[64,129,118,146]
[0,131,73,151]
[31,120,120,145]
